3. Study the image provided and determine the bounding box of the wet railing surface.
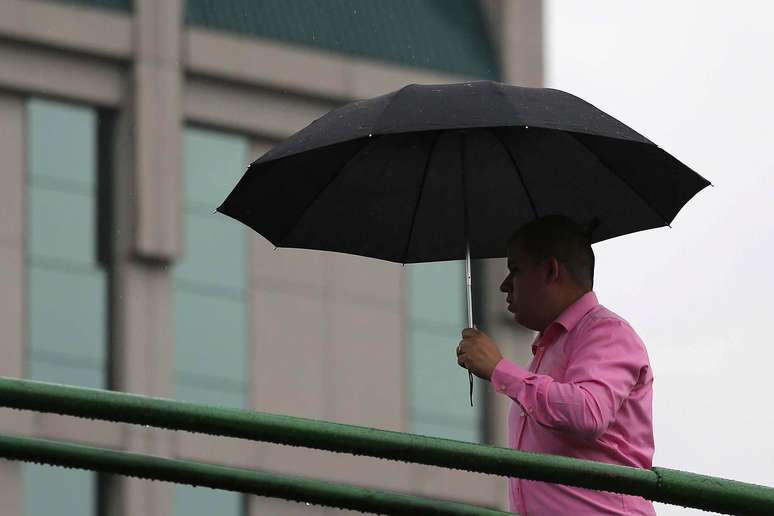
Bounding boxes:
[0,433,511,516]
[1,376,772,515]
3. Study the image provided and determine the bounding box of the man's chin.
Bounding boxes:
[507,306,527,326]
[511,312,531,330]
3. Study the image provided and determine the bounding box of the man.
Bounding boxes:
[456,215,656,516]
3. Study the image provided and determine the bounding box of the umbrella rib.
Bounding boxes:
[277,137,376,246]
[400,131,442,264]
[488,128,540,219]
[566,132,672,227]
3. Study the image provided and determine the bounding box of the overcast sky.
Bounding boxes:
[545,1,774,514]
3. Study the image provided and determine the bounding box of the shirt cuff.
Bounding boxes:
[490,358,532,397]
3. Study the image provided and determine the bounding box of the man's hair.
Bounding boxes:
[508,215,597,289]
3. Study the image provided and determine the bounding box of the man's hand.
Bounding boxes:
[457,327,504,381]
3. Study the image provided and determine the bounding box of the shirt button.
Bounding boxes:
[520,411,525,417]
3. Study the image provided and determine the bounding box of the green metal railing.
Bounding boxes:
[1,376,772,515]
[0,433,510,516]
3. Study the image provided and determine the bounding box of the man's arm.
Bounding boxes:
[490,318,649,441]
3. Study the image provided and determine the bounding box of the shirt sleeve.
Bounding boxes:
[490,318,649,440]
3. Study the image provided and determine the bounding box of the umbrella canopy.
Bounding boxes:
[217,81,711,407]
[218,81,711,264]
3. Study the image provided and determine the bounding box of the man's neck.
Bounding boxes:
[539,288,591,332]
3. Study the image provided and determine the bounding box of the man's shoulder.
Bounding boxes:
[587,304,632,327]
[578,305,645,343]
[580,305,653,381]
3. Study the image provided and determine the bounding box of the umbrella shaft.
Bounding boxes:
[465,240,475,407]
[465,241,473,328]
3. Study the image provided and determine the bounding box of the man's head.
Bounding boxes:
[499,215,596,331]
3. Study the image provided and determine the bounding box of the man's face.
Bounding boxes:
[499,240,546,330]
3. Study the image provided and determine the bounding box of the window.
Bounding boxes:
[173,126,250,516]
[23,98,108,516]
[407,262,485,443]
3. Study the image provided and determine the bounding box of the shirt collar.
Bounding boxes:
[533,291,599,351]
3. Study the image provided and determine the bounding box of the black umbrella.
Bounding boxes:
[217,81,711,406]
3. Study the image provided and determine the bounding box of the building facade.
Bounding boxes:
[0,1,541,514]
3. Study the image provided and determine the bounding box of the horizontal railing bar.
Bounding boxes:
[0,433,514,516]
[1,376,773,514]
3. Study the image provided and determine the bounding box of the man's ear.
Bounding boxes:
[546,257,560,284]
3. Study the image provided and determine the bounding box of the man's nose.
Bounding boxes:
[499,279,509,293]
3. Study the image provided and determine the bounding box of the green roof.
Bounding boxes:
[39,0,131,12]
[39,0,499,79]
[185,0,499,79]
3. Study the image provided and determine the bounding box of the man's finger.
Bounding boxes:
[461,327,478,338]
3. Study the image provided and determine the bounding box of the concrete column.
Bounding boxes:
[0,90,28,516]
[480,0,543,87]
[133,0,183,261]
[0,461,22,516]
[108,102,175,516]
[110,2,184,507]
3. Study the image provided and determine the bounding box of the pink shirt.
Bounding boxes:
[490,291,656,515]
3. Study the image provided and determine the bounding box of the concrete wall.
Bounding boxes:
[0,1,542,513]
